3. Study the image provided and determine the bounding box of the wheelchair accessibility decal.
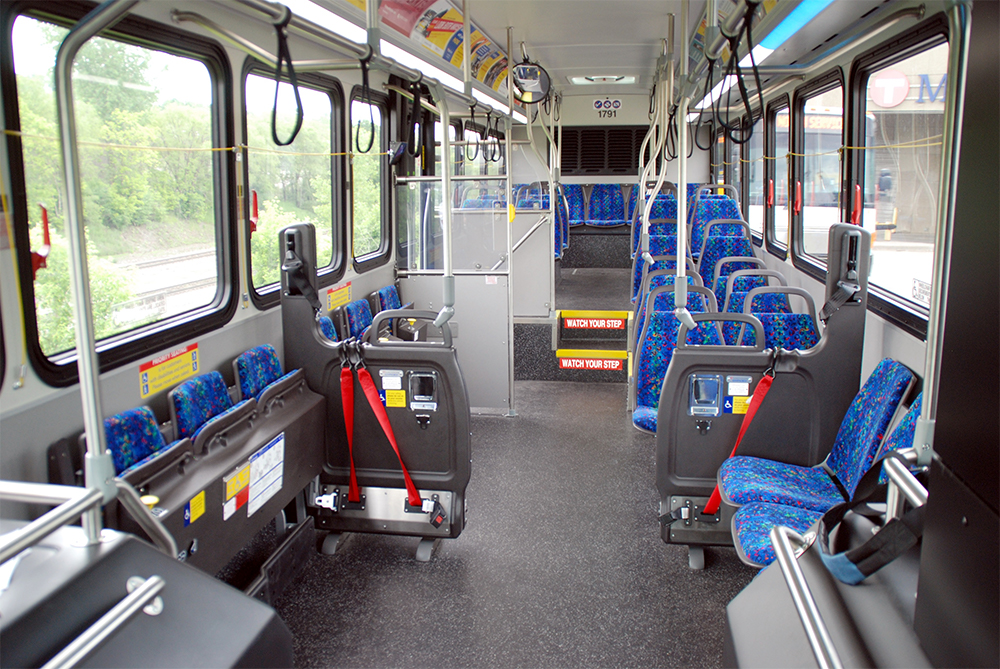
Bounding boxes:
[594,98,621,119]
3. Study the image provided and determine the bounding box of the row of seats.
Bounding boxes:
[104,344,297,479]
[329,283,412,341]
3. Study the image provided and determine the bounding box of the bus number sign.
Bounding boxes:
[594,98,621,119]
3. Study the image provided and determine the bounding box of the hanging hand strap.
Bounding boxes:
[703,368,775,515]
[270,6,304,146]
[356,366,422,507]
[340,363,361,503]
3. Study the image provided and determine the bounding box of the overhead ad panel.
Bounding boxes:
[377,0,509,93]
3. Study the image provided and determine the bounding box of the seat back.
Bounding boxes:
[635,281,712,351]
[234,344,283,401]
[735,286,821,349]
[344,299,374,339]
[877,393,922,483]
[586,183,627,225]
[104,406,168,475]
[691,198,743,252]
[823,359,915,497]
[169,371,234,440]
[698,235,756,289]
[723,269,787,314]
[319,315,339,341]
[376,285,403,312]
[564,184,586,224]
[632,253,693,303]
[724,291,792,344]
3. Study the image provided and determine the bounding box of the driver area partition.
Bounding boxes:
[280,224,471,542]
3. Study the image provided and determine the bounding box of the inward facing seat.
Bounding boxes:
[343,298,374,339]
[318,316,338,341]
[731,393,924,566]
[717,359,915,513]
[169,371,255,453]
[104,406,179,476]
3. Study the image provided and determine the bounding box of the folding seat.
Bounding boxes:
[169,371,256,454]
[341,298,374,339]
[633,286,720,433]
[584,183,627,226]
[564,184,586,226]
[731,393,923,567]
[104,406,187,477]
[717,359,915,514]
[232,343,308,419]
[318,315,338,341]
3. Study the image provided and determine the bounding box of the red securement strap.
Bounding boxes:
[341,365,360,503]
[703,371,774,515]
[356,367,423,508]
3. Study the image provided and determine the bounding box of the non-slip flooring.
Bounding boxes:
[556,268,632,311]
[274,381,757,668]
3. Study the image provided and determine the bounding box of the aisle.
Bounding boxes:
[274,381,756,668]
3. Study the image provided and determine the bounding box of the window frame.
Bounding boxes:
[843,14,949,340]
[2,1,237,387]
[789,67,846,281]
[349,86,391,274]
[241,60,346,310]
[743,108,764,247]
[764,95,790,259]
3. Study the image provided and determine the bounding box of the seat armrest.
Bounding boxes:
[256,369,307,416]
[119,438,194,489]
[192,399,257,455]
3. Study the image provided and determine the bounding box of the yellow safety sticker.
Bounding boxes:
[139,343,198,399]
[386,390,407,408]
[724,396,750,414]
[185,490,205,526]
[225,464,251,501]
[326,281,352,311]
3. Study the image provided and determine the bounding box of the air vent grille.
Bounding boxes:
[560,126,647,175]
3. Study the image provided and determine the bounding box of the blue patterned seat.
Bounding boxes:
[104,406,175,476]
[169,371,251,442]
[318,316,338,341]
[344,299,374,339]
[731,395,923,566]
[717,359,915,512]
[564,184,586,226]
[691,199,743,255]
[234,344,299,402]
[584,183,627,226]
[633,305,723,433]
[630,194,678,256]
[723,292,792,344]
[631,253,688,304]
[634,281,712,351]
[698,235,756,289]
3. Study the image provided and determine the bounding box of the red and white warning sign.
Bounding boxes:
[564,318,625,329]
[559,358,624,371]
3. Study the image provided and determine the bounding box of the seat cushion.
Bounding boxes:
[732,502,823,567]
[718,455,844,511]
[632,406,658,433]
[171,371,233,440]
[344,299,374,338]
[318,316,338,341]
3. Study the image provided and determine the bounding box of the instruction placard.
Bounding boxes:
[184,490,205,526]
[139,344,199,398]
[326,282,352,311]
[223,463,251,521]
[386,390,407,408]
[247,433,285,517]
[724,396,750,414]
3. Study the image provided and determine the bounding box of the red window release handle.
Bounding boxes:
[767,179,774,207]
[249,190,259,235]
[851,184,862,226]
[31,204,51,280]
[794,181,802,214]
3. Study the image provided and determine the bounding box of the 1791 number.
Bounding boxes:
[598,110,617,118]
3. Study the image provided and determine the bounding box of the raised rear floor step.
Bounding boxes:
[560,309,629,343]
[515,309,630,383]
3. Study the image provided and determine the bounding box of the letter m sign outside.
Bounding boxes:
[917,74,947,103]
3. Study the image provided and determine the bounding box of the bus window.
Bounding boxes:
[772,108,790,249]
[12,15,220,358]
[351,98,386,260]
[245,72,335,294]
[863,43,948,311]
[727,126,742,200]
[746,115,764,237]
[800,86,844,257]
[434,121,457,175]
[713,131,725,186]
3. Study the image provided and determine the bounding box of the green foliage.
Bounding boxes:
[250,200,332,288]
[351,118,384,257]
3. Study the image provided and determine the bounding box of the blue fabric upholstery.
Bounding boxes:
[691,198,742,251]
[718,359,914,510]
[319,316,338,341]
[634,312,722,432]
[632,256,684,303]
[377,285,402,312]
[632,215,678,257]
[688,193,727,225]
[564,184,585,225]
[235,344,283,401]
[628,190,677,221]
[344,299,373,339]
[554,191,567,257]
[733,503,823,567]
[585,184,627,226]
[105,406,167,475]
[170,371,235,441]
[698,235,756,289]
[634,281,706,350]
[723,292,792,344]
[878,393,922,483]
